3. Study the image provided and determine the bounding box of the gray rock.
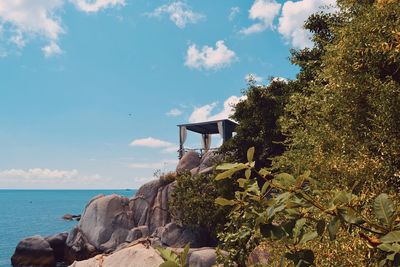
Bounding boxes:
[148,182,174,233]
[69,243,164,267]
[188,248,218,267]
[126,226,149,243]
[45,232,68,262]
[99,228,129,253]
[198,151,221,173]
[176,151,201,174]
[11,235,56,267]
[65,227,98,263]
[130,180,162,226]
[160,223,199,248]
[78,194,134,250]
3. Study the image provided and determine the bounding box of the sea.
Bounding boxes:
[0,189,137,267]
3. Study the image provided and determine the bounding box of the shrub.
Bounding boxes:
[168,172,231,239]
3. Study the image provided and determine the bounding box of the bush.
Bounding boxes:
[168,172,231,239]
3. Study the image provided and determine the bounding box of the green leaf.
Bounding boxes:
[247,147,255,162]
[237,178,247,188]
[159,261,180,267]
[373,193,395,227]
[327,216,341,241]
[299,231,318,244]
[380,231,400,243]
[333,191,353,205]
[245,168,251,179]
[378,243,399,253]
[337,207,365,225]
[215,164,247,180]
[275,173,296,188]
[261,181,270,195]
[216,163,239,170]
[215,197,235,206]
[180,243,190,266]
[293,218,306,241]
[157,247,179,263]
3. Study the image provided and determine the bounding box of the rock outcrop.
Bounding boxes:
[12,150,223,267]
[69,243,164,267]
[11,236,56,267]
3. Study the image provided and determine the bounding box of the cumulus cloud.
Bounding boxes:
[0,0,64,56]
[130,137,179,154]
[147,2,204,29]
[128,159,178,169]
[229,6,240,21]
[240,0,282,35]
[166,108,183,117]
[185,40,237,70]
[278,0,336,48]
[0,0,124,56]
[130,137,174,148]
[189,95,246,123]
[71,0,125,13]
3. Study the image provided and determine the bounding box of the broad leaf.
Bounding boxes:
[293,218,306,241]
[373,193,395,227]
[215,197,235,206]
[157,247,179,263]
[245,168,251,179]
[380,231,400,243]
[275,173,296,188]
[247,147,255,162]
[299,231,318,244]
[327,216,341,241]
[215,164,247,180]
[216,163,239,170]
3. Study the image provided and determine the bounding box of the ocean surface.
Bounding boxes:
[0,189,137,267]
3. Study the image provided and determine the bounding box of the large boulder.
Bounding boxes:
[11,235,56,267]
[159,223,209,248]
[126,226,149,243]
[77,194,134,250]
[66,194,135,261]
[130,180,162,226]
[69,243,164,267]
[188,248,218,267]
[65,227,98,263]
[198,151,221,173]
[45,232,68,262]
[176,151,201,174]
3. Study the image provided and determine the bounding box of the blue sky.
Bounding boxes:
[0,0,334,189]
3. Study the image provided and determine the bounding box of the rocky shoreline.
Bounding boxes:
[11,151,221,267]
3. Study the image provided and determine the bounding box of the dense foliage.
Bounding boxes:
[169,172,230,238]
[167,0,400,265]
[215,0,400,265]
[215,148,400,266]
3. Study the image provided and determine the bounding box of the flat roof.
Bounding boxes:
[177,119,238,134]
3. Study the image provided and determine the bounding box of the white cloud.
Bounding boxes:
[42,41,62,57]
[245,73,263,83]
[240,0,282,35]
[71,0,125,13]
[128,159,178,169]
[185,40,238,70]
[189,102,218,123]
[0,168,78,179]
[130,137,174,148]
[278,0,336,48]
[0,0,64,56]
[0,0,124,56]
[229,6,240,21]
[166,108,183,117]
[189,95,246,123]
[147,2,204,29]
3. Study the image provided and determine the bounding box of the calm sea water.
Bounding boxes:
[0,189,137,267]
